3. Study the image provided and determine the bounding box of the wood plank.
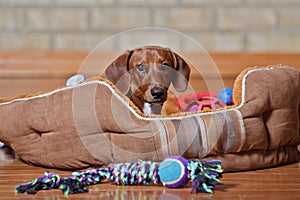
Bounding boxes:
[0,52,299,97]
[0,78,66,98]
[1,52,299,78]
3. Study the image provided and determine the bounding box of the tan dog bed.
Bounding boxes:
[0,65,299,172]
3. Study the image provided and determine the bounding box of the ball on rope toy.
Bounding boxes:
[16,156,223,195]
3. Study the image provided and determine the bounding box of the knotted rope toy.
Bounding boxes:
[15,156,223,195]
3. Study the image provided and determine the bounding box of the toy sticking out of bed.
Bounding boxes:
[175,87,233,112]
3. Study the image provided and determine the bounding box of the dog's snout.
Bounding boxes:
[151,87,164,99]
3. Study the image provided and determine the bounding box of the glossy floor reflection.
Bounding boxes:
[1,147,300,200]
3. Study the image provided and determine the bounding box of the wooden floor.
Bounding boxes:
[0,147,299,200]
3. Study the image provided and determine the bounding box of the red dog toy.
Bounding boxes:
[175,88,233,112]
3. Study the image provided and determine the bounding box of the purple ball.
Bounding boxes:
[158,156,189,188]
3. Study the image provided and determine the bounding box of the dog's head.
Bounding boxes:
[105,46,191,115]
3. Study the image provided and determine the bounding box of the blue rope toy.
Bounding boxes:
[15,156,223,195]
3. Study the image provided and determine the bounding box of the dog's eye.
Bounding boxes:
[136,64,146,74]
[161,62,170,71]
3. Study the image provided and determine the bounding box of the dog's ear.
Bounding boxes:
[105,50,133,94]
[171,52,191,92]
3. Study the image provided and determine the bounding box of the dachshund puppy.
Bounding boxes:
[105,46,190,115]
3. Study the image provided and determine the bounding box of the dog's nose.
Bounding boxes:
[151,87,164,99]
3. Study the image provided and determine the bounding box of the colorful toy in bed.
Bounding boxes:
[175,87,233,112]
[0,65,299,173]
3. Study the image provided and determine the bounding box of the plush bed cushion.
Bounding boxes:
[0,65,299,171]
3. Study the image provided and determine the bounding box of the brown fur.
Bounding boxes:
[105,46,191,115]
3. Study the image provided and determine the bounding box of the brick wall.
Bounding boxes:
[0,0,300,52]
